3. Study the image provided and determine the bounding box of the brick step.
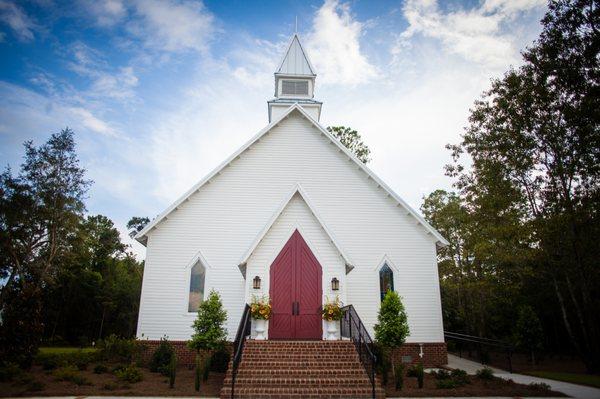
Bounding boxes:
[243,341,352,345]
[238,360,364,369]
[241,345,355,350]
[234,368,368,378]
[240,353,358,360]
[220,386,385,399]
[241,348,356,354]
[223,376,373,387]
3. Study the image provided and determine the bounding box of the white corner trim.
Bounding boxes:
[238,183,354,272]
[135,103,449,247]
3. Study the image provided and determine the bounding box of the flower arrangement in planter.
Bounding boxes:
[250,295,271,340]
[322,296,343,340]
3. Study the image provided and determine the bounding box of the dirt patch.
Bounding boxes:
[383,372,567,397]
[0,365,224,397]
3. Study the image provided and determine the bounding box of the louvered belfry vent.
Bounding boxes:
[281,80,309,96]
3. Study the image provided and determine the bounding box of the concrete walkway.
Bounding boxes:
[447,353,600,399]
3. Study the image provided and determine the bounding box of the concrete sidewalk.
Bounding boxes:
[447,353,600,399]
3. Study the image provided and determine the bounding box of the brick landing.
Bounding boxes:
[220,340,385,399]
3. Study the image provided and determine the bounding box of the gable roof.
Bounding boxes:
[276,34,316,76]
[237,184,355,278]
[135,104,449,248]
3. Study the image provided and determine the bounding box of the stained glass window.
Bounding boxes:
[188,261,205,312]
[379,264,394,301]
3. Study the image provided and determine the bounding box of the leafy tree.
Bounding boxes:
[188,290,227,353]
[127,216,150,238]
[44,215,142,344]
[441,0,600,371]
[0,128,90,365]
[513,305,544,364]
[326,126,371,163]
[374,291,410,379]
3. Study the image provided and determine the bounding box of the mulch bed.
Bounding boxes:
[383,372,567,397]
[0,365,225,397]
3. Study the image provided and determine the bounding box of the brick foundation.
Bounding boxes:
[391,342,447,367]
[142,340,446,368]
[141,340,232,366]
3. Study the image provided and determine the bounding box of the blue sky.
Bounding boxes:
[0,0,547,257]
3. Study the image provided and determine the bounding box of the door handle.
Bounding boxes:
[292,302,295,315]
[296,302,300,315]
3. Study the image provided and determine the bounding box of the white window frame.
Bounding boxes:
[184,250,212,316]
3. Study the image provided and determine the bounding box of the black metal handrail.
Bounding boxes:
[340,305,377,399]
[231,304,251,399]
[444,331,513,373]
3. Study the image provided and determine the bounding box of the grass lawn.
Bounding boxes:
[524,371,600,388]
[39,347,97,354]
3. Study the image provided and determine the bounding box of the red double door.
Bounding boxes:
[269,230,322,339]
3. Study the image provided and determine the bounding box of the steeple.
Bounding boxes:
[268,34,322,122]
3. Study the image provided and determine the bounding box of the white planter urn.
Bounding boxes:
[253,318,266,340]
[326,320,338,340]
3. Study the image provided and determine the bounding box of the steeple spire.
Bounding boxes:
[268,33,322,122]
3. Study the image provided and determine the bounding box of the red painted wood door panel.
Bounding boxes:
[269,230,322,339]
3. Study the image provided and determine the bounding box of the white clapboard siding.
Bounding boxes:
[137,110,444,343]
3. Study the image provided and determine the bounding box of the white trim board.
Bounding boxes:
[237,183,354,278]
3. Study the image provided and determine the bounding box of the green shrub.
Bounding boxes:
[114,365,143,383]
[202,356,211,381]
[529,382,551,391]
[407,363,424,388]
[26,380,45,392]
[102,383,118,391]
[168,354,177,388]
[150,337,174,376]
[0,361,22,382]
[210,348,231,372]
[35,350,94,371]
[97,335,144,363]
[52,365,78,381]
[431,369,450,380]
[93,364,108,374]
[476,367,494,380]
[52,365,91,385]
[450,368,469,385]
[394,363,404,390]
[436,379,458,389]
[194,355,201,392]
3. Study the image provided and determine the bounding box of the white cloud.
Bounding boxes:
[398,0,546,70]
[130,0,214,53]
[305,0,377,86]
[81,0,127,26]
[0,0,37,41]
[0,81,118,140]
[68,107,118,137]
[68,42,139,100]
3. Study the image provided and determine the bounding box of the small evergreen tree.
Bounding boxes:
[374,291,410,387]
[188,289,227,355]
[514,305,543,364]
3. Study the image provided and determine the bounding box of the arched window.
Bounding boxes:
[188,260,206,312]
[379,264,394,301]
